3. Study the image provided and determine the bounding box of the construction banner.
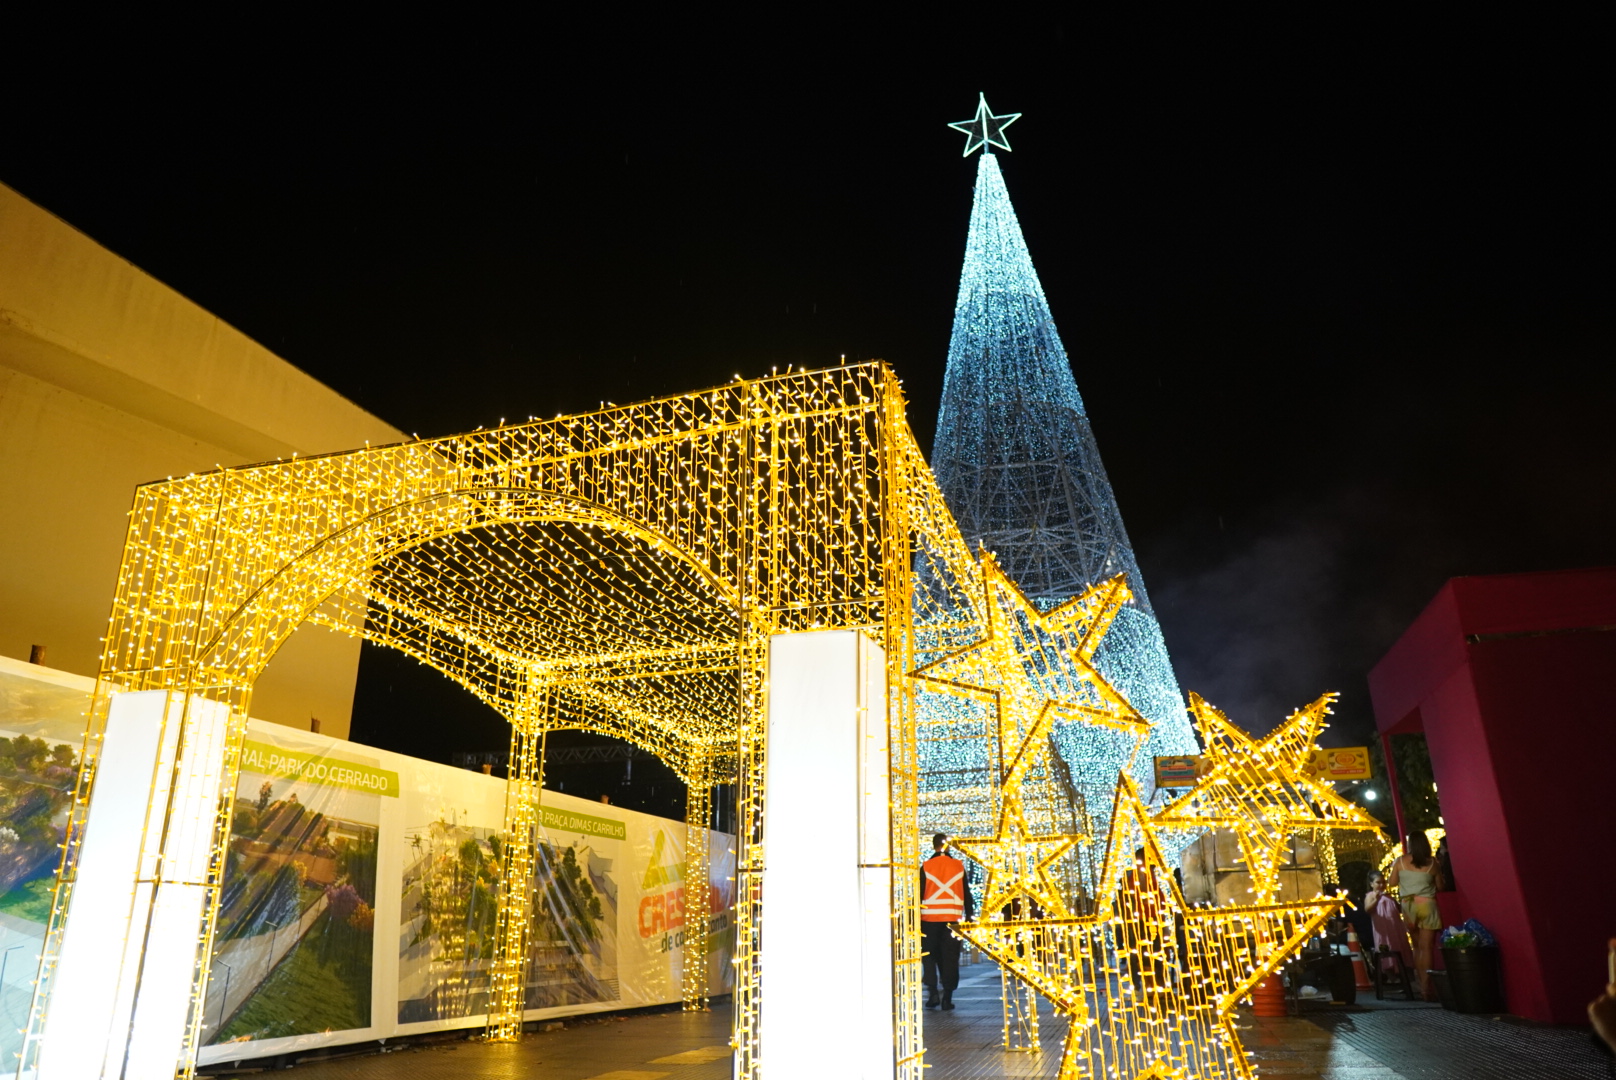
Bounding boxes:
[0,658,735,1069]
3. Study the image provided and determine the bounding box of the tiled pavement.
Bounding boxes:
[1305,1006,1612,1079]
[223,1009,737,1080]
[223,958,1612,1079]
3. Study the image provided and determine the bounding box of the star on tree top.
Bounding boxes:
[949,93,1022,156]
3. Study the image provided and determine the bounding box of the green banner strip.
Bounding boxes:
[540,805,626,841]
[240,740,399,798]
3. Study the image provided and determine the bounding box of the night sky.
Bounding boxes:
[4,17,1610,805]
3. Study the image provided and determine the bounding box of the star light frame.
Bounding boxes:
[949,92,1022,156]
[920,551,1359,1077]
[1154,693,1383,904]
[960,775,1342,1079]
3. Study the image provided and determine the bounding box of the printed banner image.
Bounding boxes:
[0,659,737,1068]
[203,728,391,1048]
[0,659,92,1070]
[528,803,623,1010]
[703,832,739,995]
[395,761,505,1026]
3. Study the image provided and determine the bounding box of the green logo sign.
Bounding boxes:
[240,740,399,797]
[641,829,685,889]
[540,805,625,841]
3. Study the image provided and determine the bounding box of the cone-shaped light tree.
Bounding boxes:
[932,97,1198,811]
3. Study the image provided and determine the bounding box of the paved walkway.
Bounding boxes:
[218,960,1612,1080]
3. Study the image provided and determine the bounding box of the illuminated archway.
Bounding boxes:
[27,364,987,1080]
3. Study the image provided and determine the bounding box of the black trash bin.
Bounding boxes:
[1441,946,1504,1013]
[1326,954,1358,1005]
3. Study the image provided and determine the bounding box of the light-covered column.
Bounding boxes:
[759,631,891,1080]
[36,690,231,1080]
[487,686,548,1041]
[682,756,712,1012]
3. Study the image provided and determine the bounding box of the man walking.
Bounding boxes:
[921,832,974,1010]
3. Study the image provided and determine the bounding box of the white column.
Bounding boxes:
[37,690,231,1080]
[759,631,891,1080]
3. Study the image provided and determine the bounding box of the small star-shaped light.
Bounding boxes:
[1153,692,1382,904]
[948,92,1022,157]
[956,797,1077,919]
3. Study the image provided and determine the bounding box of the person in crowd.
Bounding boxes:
[1363,870,1413,969]
[921,832,974,1011]
[1589,939,1616,1052]
[1436,835,1457,892]
[1343,881,1374,949]
[1388,831,1445,1000]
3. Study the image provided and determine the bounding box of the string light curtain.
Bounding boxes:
[23,355,1361,1080]
[25,364,985,1080]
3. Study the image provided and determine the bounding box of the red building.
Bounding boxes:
[1368,567,1616,1024]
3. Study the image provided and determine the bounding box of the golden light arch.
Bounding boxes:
[27,363,990,1080]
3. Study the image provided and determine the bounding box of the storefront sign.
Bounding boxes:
[1153,754,1209,788]
[1155,747,1372,786]
[1304,747,1372,781]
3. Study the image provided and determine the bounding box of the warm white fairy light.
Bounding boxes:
[1154,693,1381,904]
[923,558,1361,1077]
[22,364,996,1080]
[21,355,1354,1080]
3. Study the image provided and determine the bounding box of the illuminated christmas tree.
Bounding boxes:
[931,96,1198,814]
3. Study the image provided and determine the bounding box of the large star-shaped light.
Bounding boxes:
[1153,692,1381,904]
[913,553,1150,804]
[959,775,1341,1080]
[948,92,1022,156]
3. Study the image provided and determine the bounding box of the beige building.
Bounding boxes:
[0,181,404,739]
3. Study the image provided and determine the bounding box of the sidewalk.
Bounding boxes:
[221,958,1612,1080]
[922,959,1611,1080]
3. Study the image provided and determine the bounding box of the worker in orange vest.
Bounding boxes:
[922,832,975,1010]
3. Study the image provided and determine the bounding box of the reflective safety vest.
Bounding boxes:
[922,854,967,922]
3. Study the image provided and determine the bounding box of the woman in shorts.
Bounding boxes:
[1388,831,1445,1000]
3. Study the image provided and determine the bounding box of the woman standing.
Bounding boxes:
[1388,831,1445,1000]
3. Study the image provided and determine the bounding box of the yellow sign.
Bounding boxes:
[1305,746,1372,781]
[1156,746,1371,786]
[240,740,399,797]
[1152,754,1209,788]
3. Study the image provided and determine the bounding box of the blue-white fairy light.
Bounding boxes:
[924,101,1198,841]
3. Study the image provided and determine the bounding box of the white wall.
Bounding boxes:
[0,182,405,738]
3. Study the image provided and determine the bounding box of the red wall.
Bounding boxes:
[1368,568,1616,1024]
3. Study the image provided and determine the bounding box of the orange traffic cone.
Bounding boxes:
[1251,976,1287,1017]
[1347,928,1373,990]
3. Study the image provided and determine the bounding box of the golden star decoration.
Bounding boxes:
[1153,693,1382,904]
[914,553,1150,799]
[956,800,1077,918]
[913,554,1150,917]
[959,775,1342,1080]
